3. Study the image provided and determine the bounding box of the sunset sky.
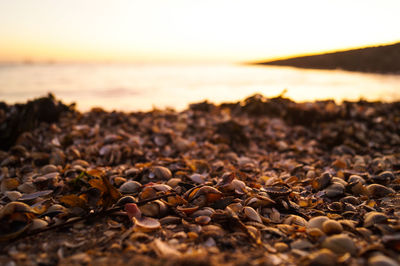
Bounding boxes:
[1,0,399,63]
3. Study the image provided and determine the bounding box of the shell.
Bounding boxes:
[189,173,206,184]
[367,184,395,198]
[133,217,161,232]
[324,182,344,198]
[243,206,262,223]
[151,166,172,180]
[116,195,137,206]
[245,195,275,207]
[284,215,307,227]
[5,191,22,201]
[364,211,388,227]
[348,175,366,184]
[119,181,142,194]
[264,186,292,197]
[340,196,361,205]
[29,218,48,231]
[139,200,168,218]
[313,172,332,190]
[195,215,211,225]
[0,202,38,220]
[368,254,399,266]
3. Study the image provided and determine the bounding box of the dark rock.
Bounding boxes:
[0,94,73,150]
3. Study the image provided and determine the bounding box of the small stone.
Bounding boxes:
[322,220,343,235]
[290,239,313,250]
[308,216,330,230]
[307,228,325,239]
[322,234,357,255]
[308,248,337,266]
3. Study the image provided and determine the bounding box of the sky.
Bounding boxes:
[0,0,399,63]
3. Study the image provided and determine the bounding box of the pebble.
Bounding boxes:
[322,220,343,235]
[322,234,357,255]
[308,248,337,266]
[308,216,330,230]
[290,239,313,250]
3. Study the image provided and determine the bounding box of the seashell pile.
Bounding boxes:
[0,94,399,265]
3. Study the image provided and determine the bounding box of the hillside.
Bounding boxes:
[255,42,400,74]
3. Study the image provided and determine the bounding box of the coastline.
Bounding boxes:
[254,42,400,74]
[1,94,399,265]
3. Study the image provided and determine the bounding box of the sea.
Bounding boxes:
[0,63,399,112]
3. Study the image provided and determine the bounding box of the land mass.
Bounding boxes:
[254,42,400,74]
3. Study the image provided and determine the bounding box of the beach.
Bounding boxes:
[0,94,399,265]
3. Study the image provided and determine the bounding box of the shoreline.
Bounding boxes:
[1,94,399,265]
[254,42,400,75]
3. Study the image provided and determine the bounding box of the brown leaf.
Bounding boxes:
[88,178,107,194]
[86,168,104,178]
[101,176,121,202]
[164,194,187,206]
[59,194,87,208]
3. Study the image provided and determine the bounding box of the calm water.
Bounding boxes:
[0,63,399,112]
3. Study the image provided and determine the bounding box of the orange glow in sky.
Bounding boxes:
[0,0,399,63]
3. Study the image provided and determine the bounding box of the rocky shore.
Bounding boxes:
[0,94,399,265]
[255,42,400,74]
